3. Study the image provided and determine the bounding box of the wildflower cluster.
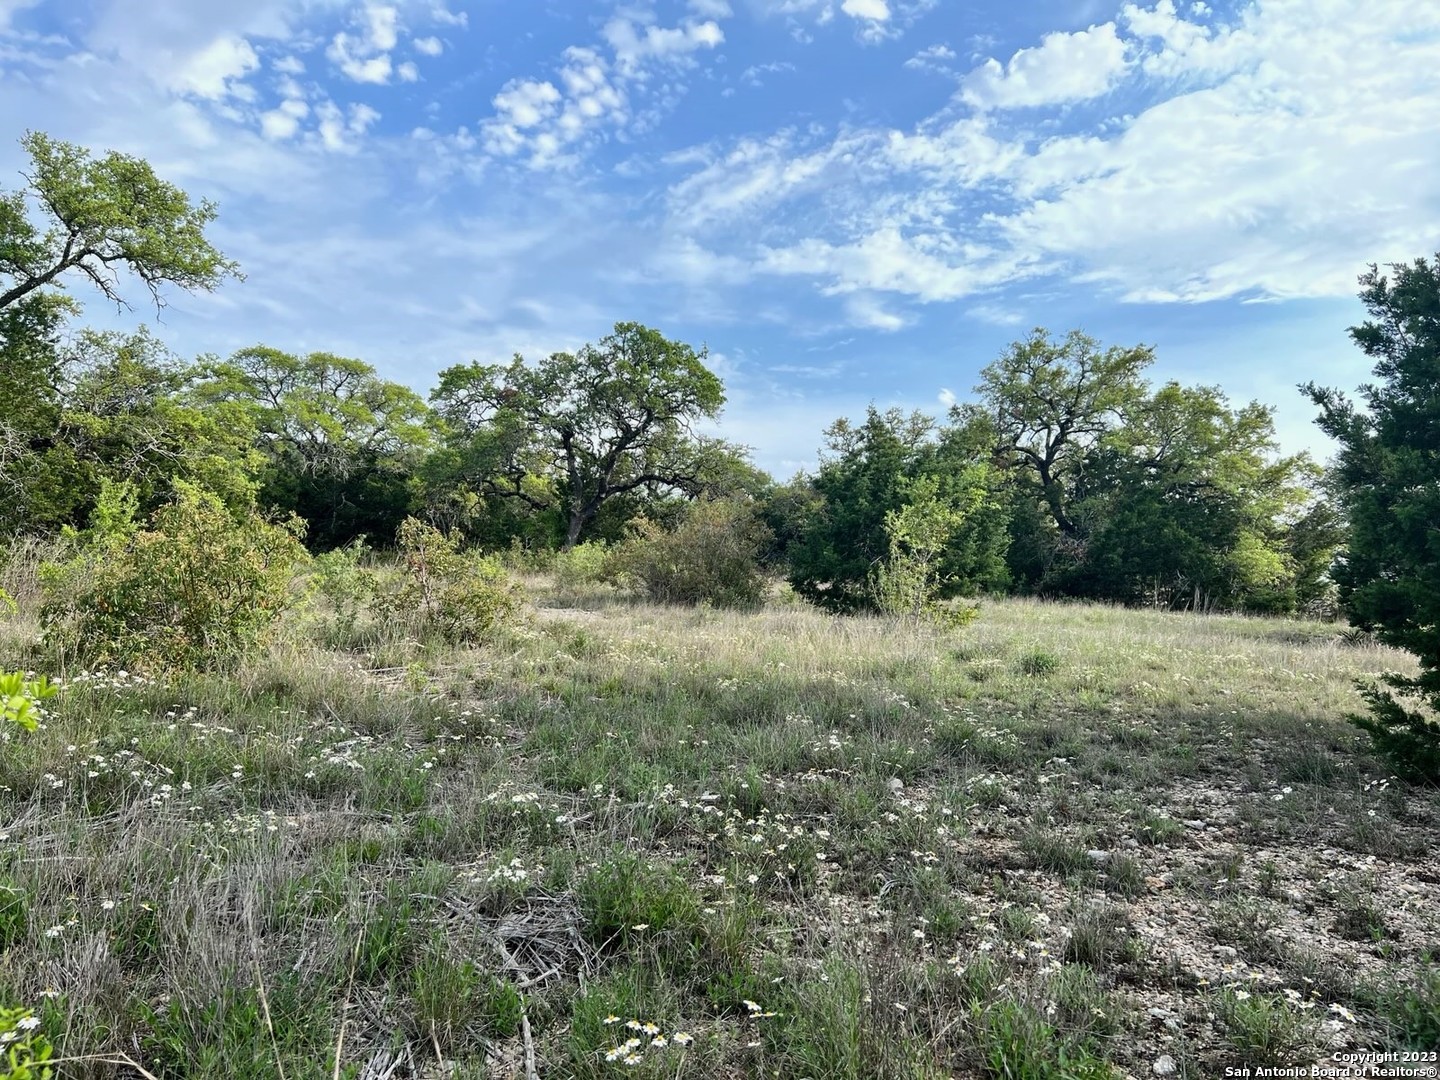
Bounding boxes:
[600,1016,696,1067]
[61,668,157,692]
[477,855,545,888]
[686,799,824,895]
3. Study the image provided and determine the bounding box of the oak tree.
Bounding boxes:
[430,322,726,549]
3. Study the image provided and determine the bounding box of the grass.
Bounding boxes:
[0,565,1436,1078]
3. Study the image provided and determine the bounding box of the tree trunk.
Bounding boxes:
[563,514,585,551]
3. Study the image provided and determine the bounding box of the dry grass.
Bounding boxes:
[0,566,1435,1079]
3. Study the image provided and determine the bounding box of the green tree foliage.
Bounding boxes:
[968,329,1327,612]
[788,407,1009,613]
[972,328,1152,540]
[1,133,245,538]
[869,474,985,626]
[1068,383,1319,611]
[1,131,238,313]
[197,347,432,549]
[41,482,308,672]
[1,328,260,535]
[1,671,57,734]
[0,296,67,524]
[1304,254,1440,781]
[430,322,727,549]
[609,497,771,609]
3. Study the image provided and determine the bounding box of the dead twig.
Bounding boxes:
[521,1008,539,1080]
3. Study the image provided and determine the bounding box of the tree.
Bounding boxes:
[789,408,932,612]
[2,328,260,535]
[1304,254,1440,781]
[1071,383,1317,611]
[430,322,726,549]
[0,294,68,522]
[1,131,239,312]
[1,132,241,537]
[869,473,988,624]
[196,347,432,548]
[971,328,1152,539]
[788,407,1009,613]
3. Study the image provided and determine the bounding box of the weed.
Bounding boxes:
[973,999,1115,1080]
[1214,987,1319,1066]
[1018,650,1061,677]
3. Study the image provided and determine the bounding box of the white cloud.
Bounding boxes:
[480,13,722,169]
[1123,0,1211,65]
[0,0,43,32]
[167,34,259,100]
[602,15,725,77]
[412,35,442,56]
[491,79,562,130]
[905,42,955,72]
[841,0,889,20]
[397,60,417,81]
[758,227,1034,302]
[740,60,795,87]
[260,97,308,140]
[668,0,1440,309]
[429,4,466,28]
[363,4,398,51]
[272,54,305,74]
[315,99,382,153]
[845,292,907,330]
[689,0,733,15]
[937,387,956,407]
[666,131,854,227]
[328,2,401,84]
[961,22,1129,110]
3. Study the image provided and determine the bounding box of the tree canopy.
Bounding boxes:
[196,347,432,549]
[1305,254,1440,780]
[430,322,728,548]
[1,131,239,313]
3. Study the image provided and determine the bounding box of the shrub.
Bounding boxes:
[1304,255,1440,782]
[40,482,308,672]
[553,541,613,592]
[385,518,522,643]
[868,476,982,628]
[307,538,382,644]
[0,1005,54,1079]
[609,498,770,609]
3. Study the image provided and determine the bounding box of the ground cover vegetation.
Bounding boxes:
[1,132,1438,1077]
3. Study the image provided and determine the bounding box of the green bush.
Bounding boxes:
[869,475,982,628]
[307,538,382,644]
[0,1005,53,1080]
[40,482,307,672]
[385,518,522,643]
[553,541,613,592]
[609,498,770,609]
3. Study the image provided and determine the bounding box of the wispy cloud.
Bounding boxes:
[478,11,726,170]
[664,0,1440,310]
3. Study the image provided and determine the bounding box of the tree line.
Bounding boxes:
[0,131,1349,617]
[0,131,1432,627]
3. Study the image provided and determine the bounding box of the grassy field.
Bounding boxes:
[0,569,1437,1079]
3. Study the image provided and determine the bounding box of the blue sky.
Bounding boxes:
[3,0,1438,476]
